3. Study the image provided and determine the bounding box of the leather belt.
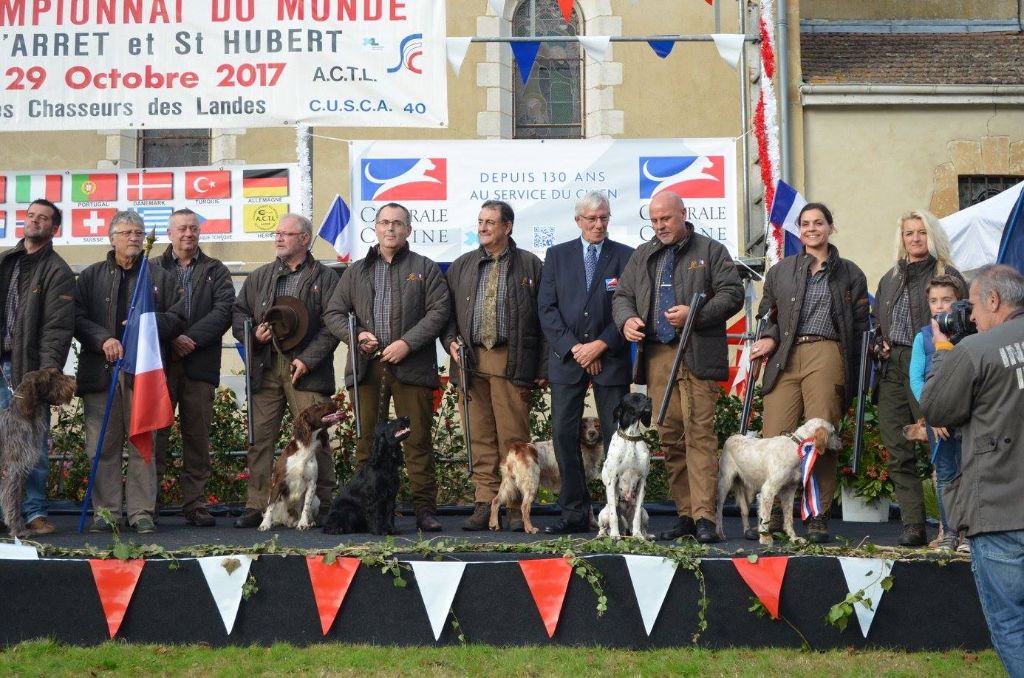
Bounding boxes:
[795,335,836,345]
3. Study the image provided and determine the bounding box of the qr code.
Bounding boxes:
[533,226,555,248]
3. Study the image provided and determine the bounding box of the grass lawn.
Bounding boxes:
[0,640,1003,677]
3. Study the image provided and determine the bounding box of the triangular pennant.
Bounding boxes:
[486,0,504,17]
[519,558,572,638]
[837,557,895,638]
[510,41,541,85]
[556,0,573,22]
[197,555,253,635]
[446,37,473,77]
[0,543,38,559]
[578,36,611,63]
[622,555,678,636]
[88,559,145,638]
[410,561,467,641]
[647,40,675,59]
[732,556,789,619]
[711,33,745,69]
[305,556,360,636]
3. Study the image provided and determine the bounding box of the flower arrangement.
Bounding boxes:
[836,398,895,504]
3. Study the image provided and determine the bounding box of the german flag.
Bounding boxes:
[242,169,289,198]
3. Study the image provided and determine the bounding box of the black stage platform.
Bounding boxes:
[0,506,988,650]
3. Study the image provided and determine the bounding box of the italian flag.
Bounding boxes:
[15,175,61,203]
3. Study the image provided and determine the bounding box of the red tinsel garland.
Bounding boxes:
[759,17,775,80]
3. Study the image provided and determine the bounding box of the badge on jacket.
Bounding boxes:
[688,259,706,270]
[605,277,619,292]
[520,277,534,288]
[407,273,423,282]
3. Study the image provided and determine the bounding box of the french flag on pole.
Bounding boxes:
[770,180,808,259]
[318,195,352,263]
[121,258,174,464]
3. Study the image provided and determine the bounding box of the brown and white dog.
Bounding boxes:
[258,401,345,531]
[0,368,76,538]
[715,418,842,545]
[489,417,604,534]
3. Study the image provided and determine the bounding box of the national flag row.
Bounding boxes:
[0,202,291,238]
[0,169,290,204]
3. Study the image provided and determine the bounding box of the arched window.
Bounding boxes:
[512,1,583,139]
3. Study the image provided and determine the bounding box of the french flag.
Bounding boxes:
[318,194,352,263]
[121,257,174,463]
[769,180,808,259]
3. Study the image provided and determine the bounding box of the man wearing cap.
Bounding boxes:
[324,202,450,532]
[151,208,235,527]
[0,199,75,536]
[443,200,546,531]
[231,213,340,529]
[75,210,184,534]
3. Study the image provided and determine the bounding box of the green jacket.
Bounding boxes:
[0,240,75,386]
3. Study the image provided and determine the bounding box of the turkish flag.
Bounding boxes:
[184,170,232,200]
[71,207,118,237]
[126,172,173,201]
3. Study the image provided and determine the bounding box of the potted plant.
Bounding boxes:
[836,399,894,522]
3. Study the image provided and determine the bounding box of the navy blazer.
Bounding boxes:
[538,237,634,386]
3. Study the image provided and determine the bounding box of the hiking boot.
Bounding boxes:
[462,503,491,531]
[89,519,115,533]
[185,507,216,527]
[933,533,959,551]
[658,515,697,541]
[26,516,57,536]
[804,515,831,543]
[508,507,525,532]
[416,510,442,532]
[957,534,971,554]
[768,504,784,533]
[696,518,721,544]
[234,508,262,529]
[898,523,927,547]
[132,516,156,534]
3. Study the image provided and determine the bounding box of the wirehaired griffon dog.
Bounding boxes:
[715,418,842,545]
[597,393,653,540]
[258,401,345,531]
[323,416,410,536]
[1,368,76,538]
[489,417,604,534]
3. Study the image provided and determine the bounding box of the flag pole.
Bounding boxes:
[78,228,158,533]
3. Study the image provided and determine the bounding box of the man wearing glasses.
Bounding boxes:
[537,192,634,534]
[74,210,184,533]
[231,213,340,529]
[151,209,235,528]
[324,202,450,532]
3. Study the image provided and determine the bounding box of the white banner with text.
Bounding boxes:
[346,138,739,263]
[0,0,447,130]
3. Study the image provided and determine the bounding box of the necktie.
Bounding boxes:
[480,253,500,349]
[585,243,598,290]
[655,246,676,343]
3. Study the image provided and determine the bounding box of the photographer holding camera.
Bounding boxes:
[920,263,1024,676]
[873,210,964,546]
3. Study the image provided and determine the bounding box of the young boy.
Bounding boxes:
[908,274,967,551]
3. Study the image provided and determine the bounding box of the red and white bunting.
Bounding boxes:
[710,33,745,69]
[197,555,252,635]
[732,556,789,619]
[410,561,467,641]
[446,37,473,77]
[0,543,38,560]
[89,559,145,638]
[622,555,678,636]
[837,557,895,638]
[754,0,783,266]
[579,36,611,63]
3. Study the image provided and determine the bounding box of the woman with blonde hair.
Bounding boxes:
[873,209,965,546]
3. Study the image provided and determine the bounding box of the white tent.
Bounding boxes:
[940,181,1023,274]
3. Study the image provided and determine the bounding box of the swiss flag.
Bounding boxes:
[16,210,63,237]
[72,207,117,237]
[184,171,231,200]
[126,172,173,201]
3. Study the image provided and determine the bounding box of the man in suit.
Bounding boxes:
[538,192,634,534]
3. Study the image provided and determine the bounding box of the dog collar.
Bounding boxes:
[786,432,803,446]
[617,431,646,442]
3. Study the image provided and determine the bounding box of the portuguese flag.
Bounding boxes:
[242,169,289,198]
[72,173,118,202]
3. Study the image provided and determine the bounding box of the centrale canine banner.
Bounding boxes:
[0,0,447,130]
[347,138,739,263]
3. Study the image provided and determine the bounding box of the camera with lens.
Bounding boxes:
[934,300,977,345]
